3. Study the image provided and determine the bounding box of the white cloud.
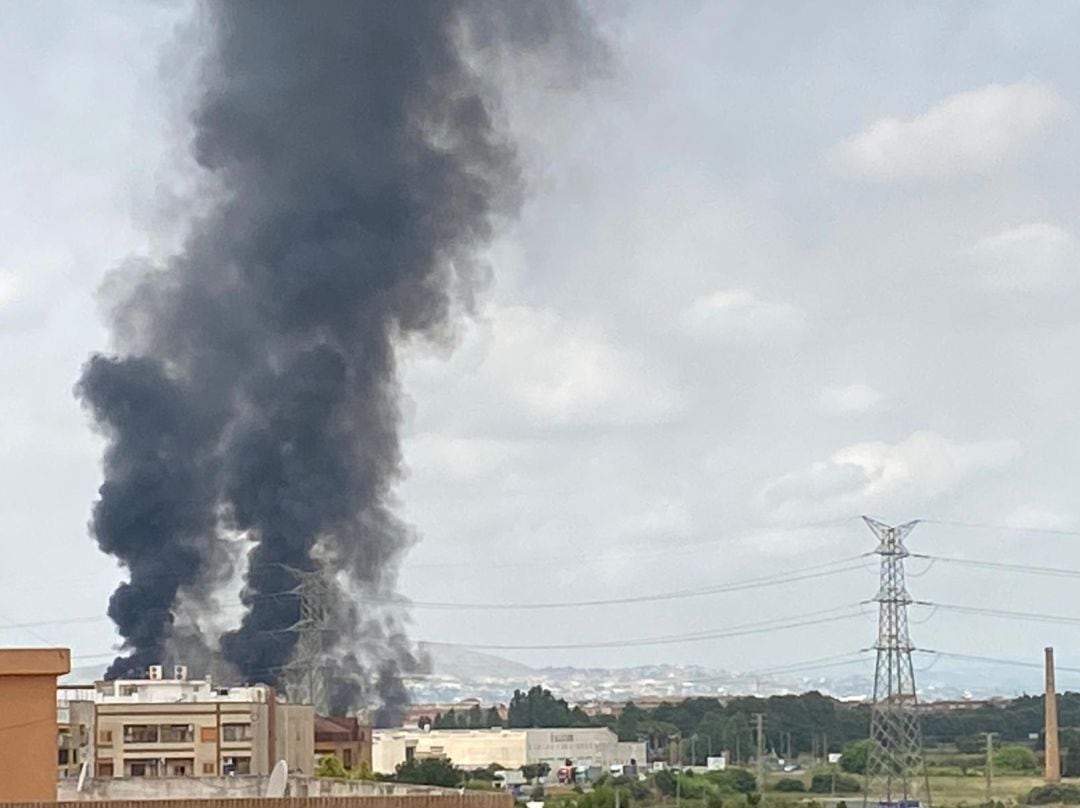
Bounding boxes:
[820,383,884,413]
[0,271,18,308]
[487,305,684,425]
[760,431,1020,521]
[681,289,804,339]
[829,81,1067,180]
[405,304,685,430]
[961,222,1079,290]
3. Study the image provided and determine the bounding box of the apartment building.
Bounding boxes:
[314,715,373,771]
[64,666,313,779]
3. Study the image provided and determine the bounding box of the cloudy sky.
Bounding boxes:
[3,1,1080,691]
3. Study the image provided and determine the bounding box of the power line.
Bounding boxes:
[920,519,1080,539]
[916,650,1080,676]
[913,553,1080,580]
[916,601,1080,628]
[66,604,866,663]
[1,554,871,631]
[406,517,863,571]
[427,604,866,651]
[375,555,871,611]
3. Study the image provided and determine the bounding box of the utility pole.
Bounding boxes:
[863,517,931,808]
[754,713,766,792]
[985,732,998,803]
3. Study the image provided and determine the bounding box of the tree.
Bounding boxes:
[1065,741,1080,778]
[485,707,503,728]
[840,739,872,774]
[316,755,349,779]
[395,758,462,787]
[994,745,1038,772]
[468,704,483,728]
[654,769,677,796]
[508,685,592,728]
[955,735,983,754]
[522,763,552,781]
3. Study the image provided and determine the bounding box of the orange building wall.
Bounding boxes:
[0,648,71,802]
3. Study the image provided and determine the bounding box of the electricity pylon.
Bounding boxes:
[282,567,333,713]
[863,517,931,808]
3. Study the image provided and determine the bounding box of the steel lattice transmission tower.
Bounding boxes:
[863,517,931,808]
[282,567,333,713]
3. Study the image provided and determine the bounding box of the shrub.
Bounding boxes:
[839,740,872,775]
[995,745,1038,773]
[654,769,677,796]
[809,773,860,794]
[316,755,348,779]
[629,780,651,801]
[1026,784,1080,805]
[677,775,709,799]
[707,768,757,794]
[774,779,805,793]
[706,796,725,808]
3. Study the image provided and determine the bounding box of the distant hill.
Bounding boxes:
[418,642,537,681]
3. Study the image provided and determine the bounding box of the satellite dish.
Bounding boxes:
[76,761,89,793]
[265,760,288,798]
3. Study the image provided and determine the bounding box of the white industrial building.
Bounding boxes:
[372,727,645,775]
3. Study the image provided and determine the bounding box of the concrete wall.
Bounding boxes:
[0,647,71,802]
[273,704,315,775]
[56,777,504,801]
[372,728,643,775]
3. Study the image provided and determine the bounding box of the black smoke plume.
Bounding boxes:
[78,1,600,709]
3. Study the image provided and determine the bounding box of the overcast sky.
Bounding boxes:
[4,1,1080,691]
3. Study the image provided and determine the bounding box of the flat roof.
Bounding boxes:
[0,648,71,676]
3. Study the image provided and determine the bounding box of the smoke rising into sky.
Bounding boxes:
[76,0,599,715]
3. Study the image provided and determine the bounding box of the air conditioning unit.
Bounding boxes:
[147,665,164,680]
[174,665,189,681]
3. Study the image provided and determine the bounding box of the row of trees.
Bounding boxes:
[430,686,601,730]
[430,686,1080,763]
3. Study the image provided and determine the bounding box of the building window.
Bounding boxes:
[202,762,215,774]
[99,729,113,745]
[124,724,159,743]
[222,723,253,741]
[119,685,138,696]
[222,756,251,775]
[160,724,194,743]
[127,759,160,777]
[200,726,217,743]
[58,749,71,765]
[343,748,353,768]
[97,761,114,777]
[166,758,194,777]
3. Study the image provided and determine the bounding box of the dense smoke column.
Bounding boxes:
[203,0,521,686]
[76,356,219,678]
[78,0,600,698]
